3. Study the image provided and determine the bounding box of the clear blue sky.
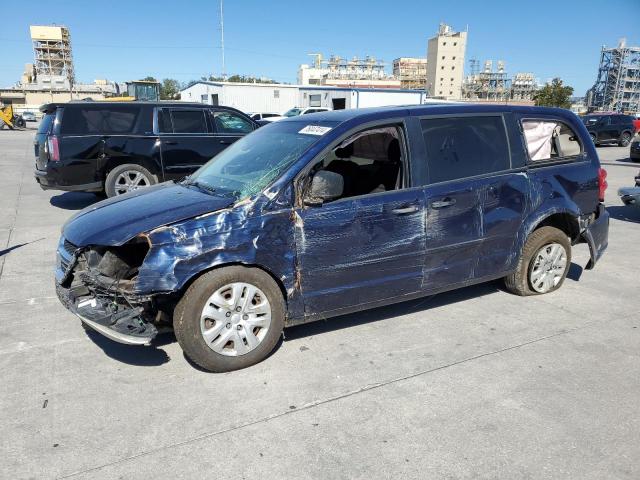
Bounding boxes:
[1,0,638,95]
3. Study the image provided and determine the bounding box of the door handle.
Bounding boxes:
[431,198,456,209]
[391,205,419,215]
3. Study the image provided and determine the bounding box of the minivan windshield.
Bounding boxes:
[187,120,338,199]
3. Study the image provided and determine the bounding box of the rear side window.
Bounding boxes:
[521,120,582,161]
[38,113,55,134]
[421,116,510,183]
[61,106,139,135]
[170,109,207,133]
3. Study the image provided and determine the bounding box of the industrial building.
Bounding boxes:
[0,25,117,113]
[392,57,428,89]
[426,23,467,99]
[586,39,640,114]
[298,54,401,89]
[461,60,538,104]
[179,81,430,114]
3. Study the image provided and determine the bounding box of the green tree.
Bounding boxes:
[533,78,574,109]
[140,76,158,82]
[160,78,181,100]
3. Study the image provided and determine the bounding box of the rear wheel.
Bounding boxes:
[174,266,285,372]
[619,132,632,147]
[504,226,571,296]
[105,164,157,197]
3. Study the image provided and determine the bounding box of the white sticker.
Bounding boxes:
[298,125,332,136]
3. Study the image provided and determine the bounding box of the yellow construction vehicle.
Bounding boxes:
[104,80,160,102]
[0,104,26,130]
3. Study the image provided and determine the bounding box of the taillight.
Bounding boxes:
[598,167,607,202]
[47,135,60,162]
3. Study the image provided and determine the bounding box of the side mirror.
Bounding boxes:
[304,170,344,206]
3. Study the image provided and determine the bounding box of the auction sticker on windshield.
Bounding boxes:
[298,125,332,136]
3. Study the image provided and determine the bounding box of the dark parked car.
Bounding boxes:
[34,102,257,197]
[55,105,609,372]
[582,113,636,147]
[630,133,640,162]
[22,111,37,122]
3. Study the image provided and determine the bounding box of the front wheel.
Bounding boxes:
[619,132,632,147]
[174,266,285,372]
[504,226,571,296]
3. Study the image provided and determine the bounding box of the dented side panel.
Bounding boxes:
[139,197,304,318]
[293,188,427,316]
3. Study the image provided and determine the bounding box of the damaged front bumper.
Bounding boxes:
[55,236,158,346]
[56,283,157,345]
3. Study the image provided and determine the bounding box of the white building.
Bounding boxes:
[180,81,429,114]
[426,23,467,100]
[179,81,299,113]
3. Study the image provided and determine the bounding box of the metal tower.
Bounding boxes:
[30,25,75,86]
[587,40,640,114]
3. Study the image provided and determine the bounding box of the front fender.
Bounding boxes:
[135,202,302,316]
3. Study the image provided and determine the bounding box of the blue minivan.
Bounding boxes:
[55,105,609,372]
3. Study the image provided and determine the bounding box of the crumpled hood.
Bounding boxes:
[63,182,235,246]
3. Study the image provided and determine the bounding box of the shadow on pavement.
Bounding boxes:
[50,192,102,210]
[0,237,45,257]
[607,205,640,223]
[84,329,174,367]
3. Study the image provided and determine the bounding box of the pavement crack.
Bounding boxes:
[58,320,596,479]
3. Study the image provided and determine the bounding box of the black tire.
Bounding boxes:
[104,163,157,198]
[589,133,598,146]
[174,266,285,372]
[504,226,572,296]
[619,132,632,147]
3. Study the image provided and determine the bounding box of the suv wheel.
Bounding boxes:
[504,226,571,296]
[105,164,157,197]
[589,133,598,146]
[619,132,632,147]
[174,266,285,372]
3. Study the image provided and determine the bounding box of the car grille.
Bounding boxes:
[63,239,77,256]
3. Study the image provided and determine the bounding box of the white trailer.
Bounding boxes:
[179,81,299,115]
[299,87,427,110]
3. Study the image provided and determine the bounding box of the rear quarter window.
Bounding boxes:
[37,113,55,134]
[521,120,582,162]
[421,116,510,183]
[60,105,140,135]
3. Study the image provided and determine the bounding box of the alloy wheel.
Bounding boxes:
[114,170,151,195]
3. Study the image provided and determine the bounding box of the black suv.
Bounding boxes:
[34,102,257,197]
[581,113,636,147]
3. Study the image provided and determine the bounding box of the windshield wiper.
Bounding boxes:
[183,178,216,194]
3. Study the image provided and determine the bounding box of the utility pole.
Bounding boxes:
[220,0,226,80]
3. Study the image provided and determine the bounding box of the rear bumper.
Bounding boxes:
[582,203,609,270]
[34,168,103,192]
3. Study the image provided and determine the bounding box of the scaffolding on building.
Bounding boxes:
[511,73,537,101]
[30,25,75,86]
[462,60,511,101]
[392,57,427,89]
[324,55,391,81]
[586,40,640,114]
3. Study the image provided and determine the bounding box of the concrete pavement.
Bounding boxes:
[1,127,639,479]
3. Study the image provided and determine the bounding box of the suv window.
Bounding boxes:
[61,106,139,135]
[421,116,510,183]
[170,109,207,134]
[522,120,581,161]
[212,111,253,134]
[38,113,55,134]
